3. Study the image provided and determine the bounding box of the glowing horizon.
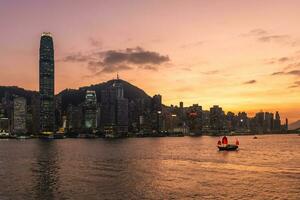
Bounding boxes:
[0,0,299,122]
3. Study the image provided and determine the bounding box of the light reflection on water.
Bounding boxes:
[0,134,299,200]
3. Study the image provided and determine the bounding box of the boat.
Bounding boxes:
[253,136,258,139]
[218,144,239,151]
[16,135,31,139]
[39,131,54,139]
[0,131,11,139]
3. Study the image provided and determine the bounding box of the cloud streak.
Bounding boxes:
[201,70,219,75]
[244,29,298,46]
[272,70,300,76]
[243,80,257,84]
[288,81,300,88]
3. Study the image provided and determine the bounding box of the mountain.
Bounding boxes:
[57,79,151,111]
[289,120,300,130]
[0,79,151,111]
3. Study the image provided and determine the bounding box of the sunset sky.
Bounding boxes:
[0,0,299,122]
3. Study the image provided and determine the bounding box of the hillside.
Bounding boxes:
[289,120,300,130]
[0,86,38,104]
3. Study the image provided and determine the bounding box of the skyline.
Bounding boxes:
[0,1,300,122]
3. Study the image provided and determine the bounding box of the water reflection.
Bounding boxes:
[32,140,61,200]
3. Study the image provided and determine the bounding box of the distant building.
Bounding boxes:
[264,112,274,132]
[226,111,235,131]
[187,104,202,135]
[273,111,281,131]
[152,94,162,112]
[31,94,40,135]
[209,105,224,132]
[13,96,27,134]
[151,94,163,133]
[0,103,4,118]
[66,104,83,131]
[0,118,9,133]
[236,112,249,131]
[202,110,210,132]
[39,32,55,134]
[84,90,97,129]
[255,111,265,133]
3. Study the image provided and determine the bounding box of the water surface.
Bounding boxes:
[0,134,299,199]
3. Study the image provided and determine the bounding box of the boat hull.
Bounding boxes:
[218,144,238,151]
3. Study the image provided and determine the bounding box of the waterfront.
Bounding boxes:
[0,134,299,200]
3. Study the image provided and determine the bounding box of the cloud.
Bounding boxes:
[257,35,290,43]
[278,57,290,62]
[181,67,192,71]
[246,29,268,36]
[89,38,103,48]
[285,62,300,70]
[287,70,300,76]
[244,29,298,46]
[272,70,300,76]
[101,64,132,73]
[61,47,170,75]
[103,47,169,65]
[271,71,285,75]
[59,52,91,62]
[140,65,158,71]
[201,70,219,75]
[243,80,257,84]
[288,81,300,88]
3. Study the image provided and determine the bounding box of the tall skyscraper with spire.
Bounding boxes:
[39,32,55,134]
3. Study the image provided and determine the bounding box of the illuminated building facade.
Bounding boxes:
[39,32,55,134]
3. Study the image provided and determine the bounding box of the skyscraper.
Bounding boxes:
[84,90,97,129]
[39,32,55,134]
[274,111,281,131]
[210,105,224,132]
[13,96,27,134]
[101,77,128,137]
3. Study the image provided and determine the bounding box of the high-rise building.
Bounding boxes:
[264,112,274,132]
[236,112,249,131]
[152,94,162,112]
[255,111,265,133]
[13,96,27,134]
[0,103,4,118]
[39,32,55,134]
[66,104,83,131]
[84,90,97,129]
[31,94,40,134]
[274,111,281,131]
[151,95,163,132]
[101,78,128,136]
[187,104,202,135]
[209,105,224,132]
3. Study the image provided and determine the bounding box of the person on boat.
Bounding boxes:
[217,139,222,146]
[235,138,240,146]
[221,136,228,145]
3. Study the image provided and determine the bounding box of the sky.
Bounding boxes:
[0,0,299,122]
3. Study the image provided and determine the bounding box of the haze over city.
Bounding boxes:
[0,0,299,122]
